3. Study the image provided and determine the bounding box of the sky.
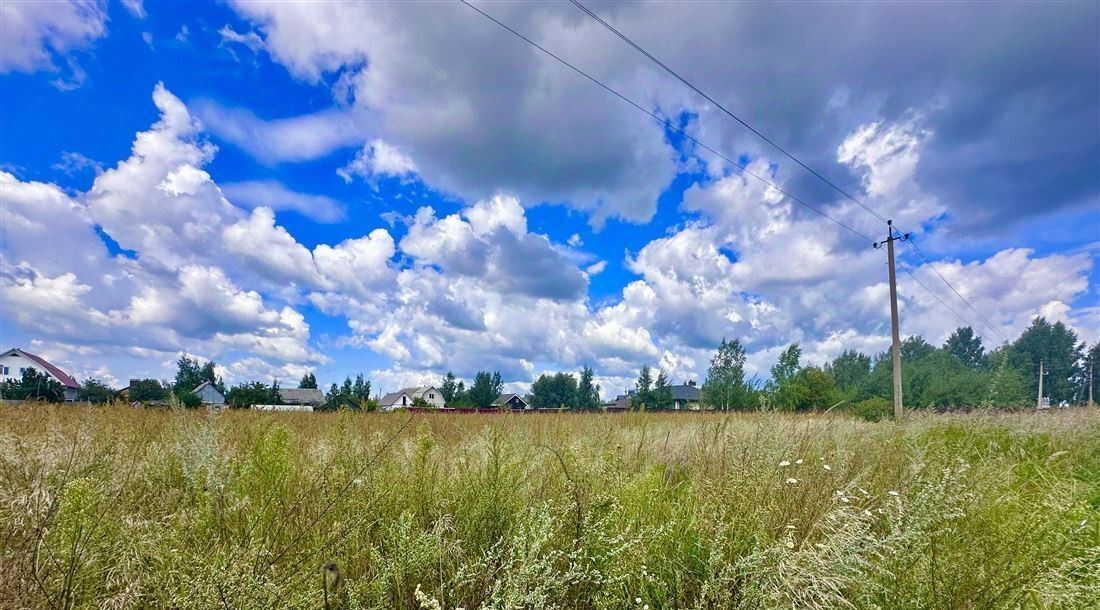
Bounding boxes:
[1,0,1097,398]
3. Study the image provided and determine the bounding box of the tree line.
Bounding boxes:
[689,318,1097,419]
[4,317,1095,416]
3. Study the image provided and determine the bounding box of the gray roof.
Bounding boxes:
[670,384,701,401]
[377,391,406,406]
[379,387,437,406]
[491,393,527,407]
[278,387,325,405]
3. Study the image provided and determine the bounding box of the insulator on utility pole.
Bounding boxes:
[873,220,909,419]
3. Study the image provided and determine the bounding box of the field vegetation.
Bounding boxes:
[1,405,1097,609]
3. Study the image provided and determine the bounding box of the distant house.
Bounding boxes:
[377,386,445,411]
[0,348,81,401]
[671,381,702,410]
[604,393,633,411]
[278,387,325,407]
[192,381,225,406]
[491,393,529,410]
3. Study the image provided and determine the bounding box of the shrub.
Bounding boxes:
[130,379,167,402]
[851,397,893,421]
[177,391,202,409]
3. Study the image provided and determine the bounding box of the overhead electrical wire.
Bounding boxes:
[569,0,890,224]
[905,238,1009,342]
[457,0,875,244]
[566,0,1008,342]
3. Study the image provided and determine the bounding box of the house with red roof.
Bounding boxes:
[0,348,81,401]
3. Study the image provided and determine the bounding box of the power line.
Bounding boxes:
[570,0,1009,345]
[458,0,876,244]
[463,0,1007,350]
[905,238,1009,342]
[897,265,976,336]
[569,0,889,224]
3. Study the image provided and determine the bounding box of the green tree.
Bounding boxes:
[944,326,985,369]
[983,348,1030,407]
[226,381,280,408]
[701,339,754,411]
[467,371,501,407]
[768,343,803,408]
[632,365,654,409]
[173,355,223,397]
[1008,317,1084,404]
[0,368,65,402]
[652,370,674,410]
[530,372,578,409]
[576,366,601,409]
[351,374,371,401]
[79,378,115,404]
[441,372,458,405]
[298,373,318,389]
[129,379,167,402]
[790,367,841,411]
[826,350,871,400]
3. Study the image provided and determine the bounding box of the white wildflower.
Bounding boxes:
[636,598,642,604]
[786,540,795,549]
[841,496,850,503]
[888,490,900,497]
[785,524,797,530]
[823,464,832,471]
[795,459,803,465]
[786,477,799,484]
[779,460,791,467]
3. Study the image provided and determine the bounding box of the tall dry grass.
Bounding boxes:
[0,406,1097,609]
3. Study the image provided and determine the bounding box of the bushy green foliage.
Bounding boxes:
[807,323,1087,410]
[0,368,65,402]
[702,338,757,410]
[466,371,503,408]
[1,407,1096,609]
[530,372,577,409]
[850,397,893,422]
[79,378,115,404]
[298,372,318,389]
[226,380,281,408]
[576,366,601,409]
[129,378,167,402]
[177,391,202,409]
[173,354,223,398]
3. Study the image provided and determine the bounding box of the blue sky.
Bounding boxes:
[1,0,1097,396]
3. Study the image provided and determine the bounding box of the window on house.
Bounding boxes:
[1,366,7,375]
[402,396,407,406]
[429,393,434,399]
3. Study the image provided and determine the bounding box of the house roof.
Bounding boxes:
[491,393,528,407]
[1,348,79,388]
[379,386,437,406]
[279,387,325,405]
[670,384,701,401]
[192,380,223,395]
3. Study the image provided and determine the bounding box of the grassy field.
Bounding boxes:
[1,406,1097,609]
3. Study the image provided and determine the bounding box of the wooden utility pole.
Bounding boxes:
[1088,357,1093,407]
[874,220,908,419]
[1037,359,1044,409]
